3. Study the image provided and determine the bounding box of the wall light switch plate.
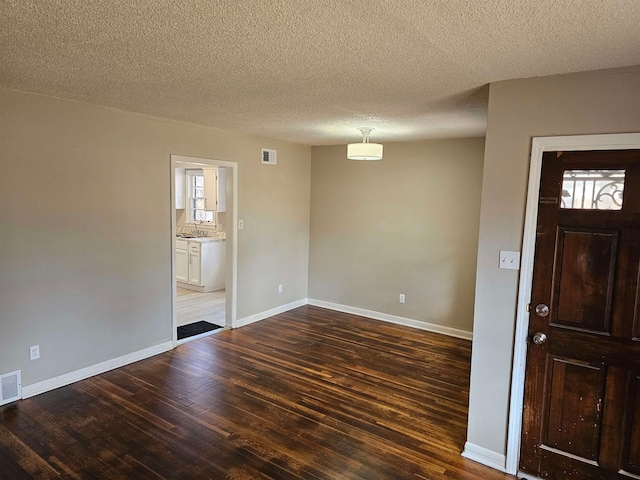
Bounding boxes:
[29,345,40,360]
[238,219,244,230]
[499,251,521,270]
[399,294,405,304]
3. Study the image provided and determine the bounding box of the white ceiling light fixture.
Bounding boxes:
[347,128,383,161]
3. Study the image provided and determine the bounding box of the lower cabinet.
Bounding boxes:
[176,245,189,283]
[188,250,201,285]
[176,239,225,292]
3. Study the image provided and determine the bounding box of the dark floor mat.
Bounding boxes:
[177,321,223,340]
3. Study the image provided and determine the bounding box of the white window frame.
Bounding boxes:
[186,170,215,224]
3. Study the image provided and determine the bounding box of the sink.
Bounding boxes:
[176,233,199,238]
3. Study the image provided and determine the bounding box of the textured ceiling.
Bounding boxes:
[1,0,639,145]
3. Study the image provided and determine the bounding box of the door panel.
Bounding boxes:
[176,248,188,283]
[542,357,605,462]
[622,374,640,475]
[553,228,618,333]
[634,262,640,339]
[520,149,640,480]
[189,252,201,285]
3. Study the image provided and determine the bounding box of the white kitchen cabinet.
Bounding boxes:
[188,243,201,285]
[176,240,189,282]
[203,168,226,212]
[176,239,225,292]
[175,168,186,209]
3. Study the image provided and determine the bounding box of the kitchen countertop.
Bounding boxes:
[176,234,225,243]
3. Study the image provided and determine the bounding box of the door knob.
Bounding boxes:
[532,332,547,345]
[535,304,549,317]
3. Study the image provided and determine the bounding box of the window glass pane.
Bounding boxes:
[195,187,205,198]
[561,170,625,210]
[192,211,215,222]
[195,176,204,187]
[194,199,205,209]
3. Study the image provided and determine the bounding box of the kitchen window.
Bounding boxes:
[186,170,215,223]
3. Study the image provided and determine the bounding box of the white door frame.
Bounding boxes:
[505,132,640,475]
[170,154,239,347]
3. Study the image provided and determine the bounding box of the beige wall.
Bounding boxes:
[467,65,640,457]
[309,138,485,333]
[0,88,311,387]
[6,63,639,464]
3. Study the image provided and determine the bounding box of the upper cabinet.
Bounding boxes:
[175,168,186,209]
[203,167,226,212]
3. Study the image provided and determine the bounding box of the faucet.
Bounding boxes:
[191,222,207,237]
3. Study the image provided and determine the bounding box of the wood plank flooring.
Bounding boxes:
[0,306,515,479]
[177,287,225,327]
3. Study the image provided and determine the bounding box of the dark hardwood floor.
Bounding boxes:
[0,305,515,479]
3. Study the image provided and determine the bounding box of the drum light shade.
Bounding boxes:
[347,128,383,160]
[347,142,383,160]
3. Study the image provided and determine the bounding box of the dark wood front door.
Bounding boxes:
[520,149,640,479]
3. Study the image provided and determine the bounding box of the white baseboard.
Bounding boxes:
[235,298,308,328]
[19,298,469,399]
[307,298,473,340]
[461,442,507,473]
[21,341,173,399]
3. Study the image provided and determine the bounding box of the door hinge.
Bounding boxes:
[526,303,531,312]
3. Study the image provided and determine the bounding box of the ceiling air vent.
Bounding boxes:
[0,370,21,406]
[262,149,277,165]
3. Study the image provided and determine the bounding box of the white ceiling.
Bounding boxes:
[1,0,639,145]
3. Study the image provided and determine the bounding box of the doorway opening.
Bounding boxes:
[170,155,238,345]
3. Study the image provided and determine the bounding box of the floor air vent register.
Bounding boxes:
[0,370,21,406]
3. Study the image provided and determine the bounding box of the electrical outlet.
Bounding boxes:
[399,294,405,304]
[238,219,244,230]
[30,345,40,360]
[278,284,283,293]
